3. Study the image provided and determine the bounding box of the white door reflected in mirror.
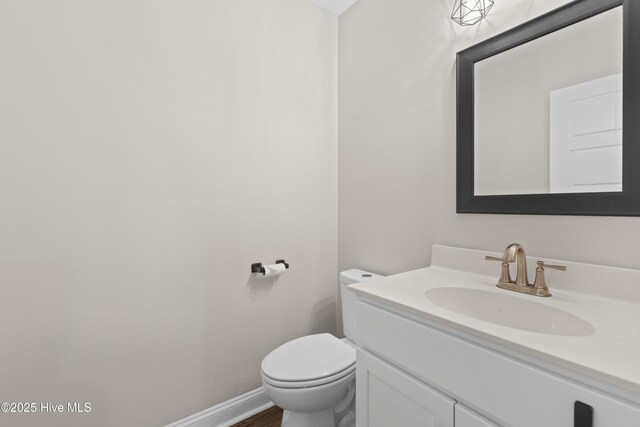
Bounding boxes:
[550,74,622,193]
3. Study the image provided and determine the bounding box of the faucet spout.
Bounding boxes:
[503,243,529,286]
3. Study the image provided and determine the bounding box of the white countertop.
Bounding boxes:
[349,245,640,400]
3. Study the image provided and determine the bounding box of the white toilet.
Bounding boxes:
[261,269,382,427]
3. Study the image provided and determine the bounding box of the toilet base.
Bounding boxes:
[278,395,355,427]
[281,408,334,427]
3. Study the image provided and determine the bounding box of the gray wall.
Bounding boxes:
[0,1,337,426]
[339,0,640,276]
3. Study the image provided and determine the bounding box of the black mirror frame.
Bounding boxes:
[456,0,640,216]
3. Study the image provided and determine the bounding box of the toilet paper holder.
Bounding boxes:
[251,260,289,275]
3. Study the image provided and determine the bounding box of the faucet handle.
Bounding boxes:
[538,261,567,271]
[533,261,566,297]
[485,255,512,284]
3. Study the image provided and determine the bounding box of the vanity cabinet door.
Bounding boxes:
[455,404,501,427]
[356,349,455,427]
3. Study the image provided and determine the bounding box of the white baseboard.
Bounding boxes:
[166,387,274,427]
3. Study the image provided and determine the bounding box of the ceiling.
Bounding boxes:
[304,0,359,16]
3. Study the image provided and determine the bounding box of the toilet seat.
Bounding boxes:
[261,333,355,389]
[263,363,355,388]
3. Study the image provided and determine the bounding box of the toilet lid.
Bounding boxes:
[261,334,355,382]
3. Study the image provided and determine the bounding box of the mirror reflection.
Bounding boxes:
[474,7,622,196]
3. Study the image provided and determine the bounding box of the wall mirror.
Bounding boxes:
[456,0,640,215]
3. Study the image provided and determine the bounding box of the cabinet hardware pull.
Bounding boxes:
[574,401,593,427]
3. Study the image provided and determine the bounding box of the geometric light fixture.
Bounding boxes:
[451,0,494,26]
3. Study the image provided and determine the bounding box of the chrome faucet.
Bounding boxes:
[485,243,566,297]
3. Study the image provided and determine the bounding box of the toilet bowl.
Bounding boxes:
[262,334,356,427]
[260,269,381,427]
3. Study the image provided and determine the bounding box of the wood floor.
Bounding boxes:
[231,406,283,427]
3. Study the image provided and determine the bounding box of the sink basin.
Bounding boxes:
[425,287,595,336]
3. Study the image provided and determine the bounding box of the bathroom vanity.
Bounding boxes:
[349,246,640,426]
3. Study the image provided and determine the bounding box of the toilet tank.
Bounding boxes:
[340,269,382,342]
